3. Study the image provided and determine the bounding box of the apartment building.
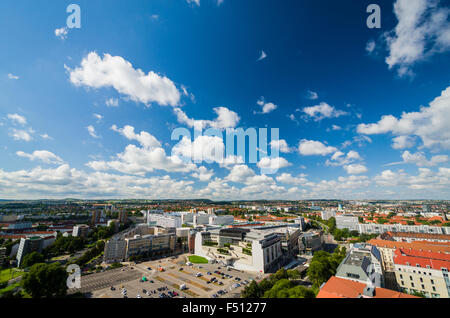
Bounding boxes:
[321,210,337,221]
[367,239,450,272]
[381,231,450,243]
[118,210,128,224]
[16,237,44,267]
[336,215,359,231]
[394,248,450,298]
[0,247,6,264]
[298,231,324,255]
[72,225,90,238]
[359,223,449,235]
[147,212,181,228]
[194,227,283,273]
[103,238,127,264]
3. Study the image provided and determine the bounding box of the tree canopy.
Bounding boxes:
[21,263,68,298]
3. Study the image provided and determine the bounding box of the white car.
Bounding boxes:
[137,294,141,298]
[195,272,202,277]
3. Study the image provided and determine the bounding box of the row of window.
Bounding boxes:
[399,274,435,284]
[400,281,437,292]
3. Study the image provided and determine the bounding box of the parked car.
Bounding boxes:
[110,286,116,291]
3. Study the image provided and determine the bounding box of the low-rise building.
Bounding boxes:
[335,244,384,288]
[298,231,324,255]
[336,215,359,231]
[381,231,450,243]
[393,248,450,298]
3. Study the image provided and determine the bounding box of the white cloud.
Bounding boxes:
[366,39,376,54]
[9,129,32,142]
[306,90,319,100]
[257,50,267,61]
[88,125,196,175]
[298,139,337,156]
[343,164,368,175]
[111,125,161,148]
[87,125,100,139]
[174,107,240,129]
[392,135,416,149]
[7,114,27,125]
[93,113,103,122]
[172,135,225,164]
[191,166,214,182]
[389,150,449,167]
[40,134,53,140]
[16,150,64,165]
[276,173,308,185]
[187,0,200,6]
[255,97,277,114]
[68,52,181,107]
[8,73,19,80]
[326,150,362,167]
[270,139,292,153]
[257,157,291,171]
[357,86,450,150]
[384,0,450,76]
[302,102,348,121]
[331,125,342,131]
[55,27,68,40]
[106,98,119,107]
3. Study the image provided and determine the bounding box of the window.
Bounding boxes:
[420,277,423,282]
[400,274,403,279]
[410,276,413,280]
[421,284,425,289]
[411,283,415,287]
[431,279,434,285]
[432,286,436,292]
[401,281,404,286]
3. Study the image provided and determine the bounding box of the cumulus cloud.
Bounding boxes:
[302,102,348,121]
[298,139,337,156]
[9,129,32,142]
[306,90,319,100]
[111,125,161,148]
[8,73,19,80]
[257,50,267,61]
[172,135,225,164]
[255,97,277,114]
[392,135,416,149]
[87,125,100,139]
[187,0,200,6]
[357,86,450,150]
[106,98,119,107]
[343,164,368,175]
[16,150,64,165]
[55,27,68,40]
[7,114,27,125]
[384,0,450,76]
[191,166,214,182]
[270,139,293,153]
[87,125,196,175]
[387,150,449,167]
[326,150,362,167]
[68,52,181,107]
[174,107,240,130]
[257,157,291,172]
[276,173,308,185]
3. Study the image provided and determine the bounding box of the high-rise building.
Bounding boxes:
[91,209,103,225]
[72,225,90,238]
[119,209,128,224]
[16,237,44,267]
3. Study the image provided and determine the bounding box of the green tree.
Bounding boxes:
[21,252,45,268]
[21,263,68,298]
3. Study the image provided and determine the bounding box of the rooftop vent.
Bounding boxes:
[363,286,376,297]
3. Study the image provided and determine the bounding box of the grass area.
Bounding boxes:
[0,282,20,295]
[0,268,23,284]
[188,255,209,264]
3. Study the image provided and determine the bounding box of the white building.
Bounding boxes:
[194,228,283,273]
[147,211,182,228]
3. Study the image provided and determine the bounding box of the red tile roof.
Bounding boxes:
[393,248,450,270]
[367,239,450,254]
[317,276,417,298]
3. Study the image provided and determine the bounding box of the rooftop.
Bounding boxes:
[317,276,417,298]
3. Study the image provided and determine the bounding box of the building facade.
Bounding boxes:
[16,237,44,267]
[393,248,450,298]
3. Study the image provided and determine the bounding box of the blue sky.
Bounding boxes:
[0,0,449,200]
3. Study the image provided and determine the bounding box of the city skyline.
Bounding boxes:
[1,0,450,200]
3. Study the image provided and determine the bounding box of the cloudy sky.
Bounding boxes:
[0,0,449,200]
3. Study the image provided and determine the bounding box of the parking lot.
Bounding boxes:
[85,254,264,298]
